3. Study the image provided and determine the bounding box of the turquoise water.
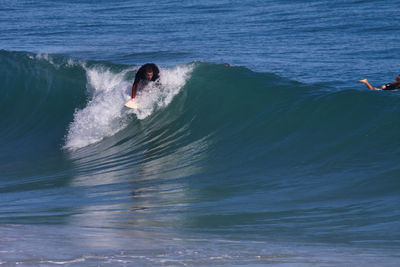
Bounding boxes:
[1,1,400,266]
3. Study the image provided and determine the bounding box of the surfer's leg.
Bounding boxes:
[358,78,376,90]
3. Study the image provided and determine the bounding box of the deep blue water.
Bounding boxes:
[1,1,400,266]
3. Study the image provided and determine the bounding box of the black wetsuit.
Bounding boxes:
[383,82,400,91]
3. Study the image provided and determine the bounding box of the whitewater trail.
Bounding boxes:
[64,63,194,150]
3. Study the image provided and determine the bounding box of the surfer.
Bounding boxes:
[131,63,160,98]
[358,74,400,91]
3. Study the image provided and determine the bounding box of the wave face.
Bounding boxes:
[1,50,400,263]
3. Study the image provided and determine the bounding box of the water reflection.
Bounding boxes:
[65,125,211,236]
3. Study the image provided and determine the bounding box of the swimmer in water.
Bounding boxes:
[359,74,400,91]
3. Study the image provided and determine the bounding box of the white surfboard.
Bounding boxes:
[125,99,139,109]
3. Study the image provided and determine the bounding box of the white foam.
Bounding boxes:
[131,64,193,120]
[33,53,83,69]
[64,63,193,150]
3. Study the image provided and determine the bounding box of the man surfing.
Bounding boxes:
[125,63,160,109]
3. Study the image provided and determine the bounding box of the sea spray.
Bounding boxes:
[63,66,132,149]
[64,63,194,149]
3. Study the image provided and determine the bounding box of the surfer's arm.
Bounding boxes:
[131,82,138,98]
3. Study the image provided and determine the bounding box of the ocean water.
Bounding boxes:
[1,0,400,266]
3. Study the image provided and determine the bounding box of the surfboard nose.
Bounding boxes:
[125,99,139,109]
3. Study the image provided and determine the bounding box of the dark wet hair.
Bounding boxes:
[396,74,400,82]
[134,63,160,83]
[144,65,154,73]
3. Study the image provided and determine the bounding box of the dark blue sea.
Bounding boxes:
[1,1,400,266]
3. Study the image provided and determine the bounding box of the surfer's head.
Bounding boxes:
[396,74,400,82]
[144,65,154,80]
